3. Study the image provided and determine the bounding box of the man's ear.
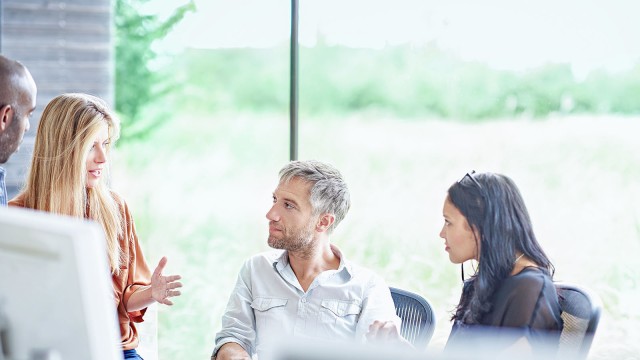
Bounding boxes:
[316,213,336,233]
[0,105,13,132]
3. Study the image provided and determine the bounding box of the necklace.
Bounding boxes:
[514,253,525,264]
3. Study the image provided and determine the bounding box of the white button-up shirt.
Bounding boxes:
[0,167,7,206]
[213,244,399,359]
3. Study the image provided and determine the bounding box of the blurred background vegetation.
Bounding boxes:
[112,1,640,359]
[114,1,640,142]
[166,44,640,119]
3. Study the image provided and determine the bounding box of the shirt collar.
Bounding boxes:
[273,243,354,279]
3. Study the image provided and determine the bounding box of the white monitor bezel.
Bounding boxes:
[0,207,122,360]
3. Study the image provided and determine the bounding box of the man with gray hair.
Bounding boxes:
[0,55,37,206]
[212,160,400,360]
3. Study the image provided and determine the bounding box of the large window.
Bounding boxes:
[116,1,640,358]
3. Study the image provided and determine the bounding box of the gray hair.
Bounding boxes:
[279,160,351,233]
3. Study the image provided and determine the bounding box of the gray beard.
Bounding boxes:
[268,223,316,258]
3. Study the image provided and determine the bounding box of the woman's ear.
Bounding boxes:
[316,213,336,233]
[472,225,482,260]
[472,225,481,242]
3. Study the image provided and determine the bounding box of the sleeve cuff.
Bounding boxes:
[213,338,250,359]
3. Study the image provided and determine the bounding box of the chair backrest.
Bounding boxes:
[556,282,602,359]
[389,287,436,350]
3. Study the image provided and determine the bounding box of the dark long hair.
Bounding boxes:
[449,172,554,325]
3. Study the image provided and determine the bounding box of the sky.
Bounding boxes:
[156,0,640,77]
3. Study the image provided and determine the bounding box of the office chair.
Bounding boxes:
[556,282,602,359]
[389,287,436,350]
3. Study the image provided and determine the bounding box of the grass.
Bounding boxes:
[113,111,640,359]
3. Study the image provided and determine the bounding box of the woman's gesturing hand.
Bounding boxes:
[151,256,182,305]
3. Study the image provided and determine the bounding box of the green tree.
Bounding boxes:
[115,0,195,142]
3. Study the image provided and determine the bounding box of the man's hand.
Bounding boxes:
[214,342,251,360]
[366,320,413,349]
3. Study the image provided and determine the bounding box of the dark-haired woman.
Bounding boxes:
[441,171,562,355]
[368,171,562,354]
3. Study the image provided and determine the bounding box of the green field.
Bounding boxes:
[114,111,640,359]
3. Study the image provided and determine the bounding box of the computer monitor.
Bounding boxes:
[266,335,563,360]
[0,207,123,360]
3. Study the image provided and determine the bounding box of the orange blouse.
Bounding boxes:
[9,191,152,350]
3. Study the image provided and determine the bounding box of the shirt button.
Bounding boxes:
[301,298,307,303]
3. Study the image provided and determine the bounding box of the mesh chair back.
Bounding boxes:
[389,287,435,350]
[556,282,602,359]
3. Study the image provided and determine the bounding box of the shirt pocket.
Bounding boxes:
[251,297,288,335]
[319,299,361,325]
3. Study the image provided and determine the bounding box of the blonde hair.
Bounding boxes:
[21,93,123,273]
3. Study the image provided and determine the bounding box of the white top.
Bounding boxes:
[213,244,399,359]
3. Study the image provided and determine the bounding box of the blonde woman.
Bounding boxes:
[9,93,182,360]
